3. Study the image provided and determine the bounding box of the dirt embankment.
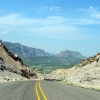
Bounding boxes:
[45,53,100,89]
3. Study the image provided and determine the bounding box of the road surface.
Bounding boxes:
[0,80,100,100]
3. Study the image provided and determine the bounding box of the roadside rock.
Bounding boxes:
[0,40,38,82]
[46,53,100,89]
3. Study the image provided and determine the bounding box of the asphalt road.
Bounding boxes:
[0,80,100,100]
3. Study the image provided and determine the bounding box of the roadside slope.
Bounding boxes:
[45,53,100,89]
[0,40,37,82]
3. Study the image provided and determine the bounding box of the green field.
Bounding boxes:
[23,56,81,74]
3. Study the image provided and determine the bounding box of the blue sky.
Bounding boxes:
[0,0,100,57]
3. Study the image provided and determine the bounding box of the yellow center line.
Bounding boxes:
[35,82,48,100]
[39,82,48,100]
[35,82,41,100]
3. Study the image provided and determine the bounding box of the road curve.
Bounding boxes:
[41,81,100,100]
[0,80,100,100]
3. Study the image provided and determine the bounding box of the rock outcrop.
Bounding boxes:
[46,53,100,89]
[0,40,37,81]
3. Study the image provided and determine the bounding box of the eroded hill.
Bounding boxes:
[45,53,100,89]
[0,40,38,82]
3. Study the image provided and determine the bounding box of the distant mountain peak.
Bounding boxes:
[56,50,85,59]
[3,41,86,71]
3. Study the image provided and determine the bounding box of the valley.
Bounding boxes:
[3,41,85,74]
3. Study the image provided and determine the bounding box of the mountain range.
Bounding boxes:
[3,42,50,58]
[3,42,85,59]
[3,41,86,73]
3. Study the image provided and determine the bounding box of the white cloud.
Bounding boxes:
[0,11,99,40]
[0,28,9,34]
[77,6,98,12]
[73,18,100,25]
[77,6,100,20]
[24,24,92,40]
[0,13,41,27]
[1,7,100,28]
[0,14,67,27]
[92,12,100,19]
[87,6,100,19]
[50,6,61,11]
[74,6,100,25]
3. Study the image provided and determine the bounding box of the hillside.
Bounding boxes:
[45,53,100,89]
[0,40,38,82]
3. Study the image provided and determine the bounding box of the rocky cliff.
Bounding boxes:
[3,42,51,59]
[45,53,100,89]
[0,40,37,82]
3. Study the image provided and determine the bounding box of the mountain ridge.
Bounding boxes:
[3,41,85,59]
[2,41,86,74]
[3,42,51,58]
[56,50,86,59]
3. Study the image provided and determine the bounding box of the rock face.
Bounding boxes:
[0,40,37,81]
[0,56,6,71]
[46,53,100,89]
[3,42,51,58]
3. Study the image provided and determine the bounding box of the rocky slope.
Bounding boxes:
[0,40,38,82]
[45,53,100,89]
